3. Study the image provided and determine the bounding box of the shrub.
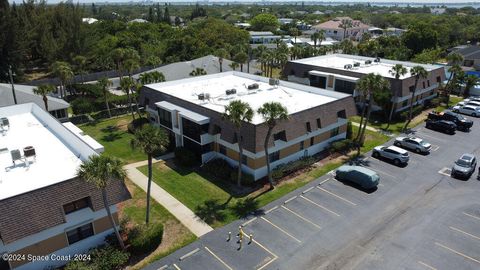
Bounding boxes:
[90,245,129,270]
[330,139,354,154]
[128,223,164,255]
[71,97,96,114]
[271,156,315,180]
[127,117,149,133]
[72,83,103,98]
[399,105,423,120]
[346,121,353,139]
[202,158,232,180]
[174,147,198,167]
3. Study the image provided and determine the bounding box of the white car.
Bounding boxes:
[458,100,480,107]
[464,97,480,103]
[372,145,410,165]
[453,105,480,117]
[394,136,432,153]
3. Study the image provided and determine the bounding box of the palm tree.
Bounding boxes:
[131,125,169,224]
[339,19,353,40]
[98,77,113,118]
[77,155,126,250]
[139,71,166,85]
[356,74,390,155]
[234,52,248,72]
[51,61,73,98]
[311,30,325,51]
[289,27,301,44]
[386,64,408,129]
[463,74,480,97]
[223,100,254,187]
[111,48,126,79]
[404,66,428,131]
[120,77,136,120]
[229,62,239,71]
[189,68,207,76]
[33,84,55,111]
[215,48,229,73]
[257,102,288,189]
[73,55,87,84]
[445,52,464,105]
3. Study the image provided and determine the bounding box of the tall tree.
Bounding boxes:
[33,84,55,111]
[73,55,87,84]
[233,52,248,72]
[97,77,113,118]
[311,30,325,51]
[189,68,207,76]
[386,64,407,129]
[463,74,480,97]
[229,62,239,71]
[223,100,254,187]
[404,66,428,131]
[77,155,126,250]
[339,19,353,40]
[215,48,228,73]
[356,74,390,155]
[444,52,464,105]
[257,102,288,189]
[131,125,169,224]
[120,77,136,120]
[289,27,301,44]
[51,61,73,98]
[163,5,171,25]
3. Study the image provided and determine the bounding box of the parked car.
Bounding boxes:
[394,136,432,153]
[466,96,480,102]
[452,105,480,117]
[458,100,480,107]
[451,153,477,179]
[425,119,457,134]
[335,165,379,189]
[427,110,473,131]
[372,145,410,165]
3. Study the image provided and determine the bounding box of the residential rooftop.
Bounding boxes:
[145,71,350,124]
[291,54,442,79]
[0,103,97,201]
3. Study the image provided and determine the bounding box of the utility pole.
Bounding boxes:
[8,65,17,105]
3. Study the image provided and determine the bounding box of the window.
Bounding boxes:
[63,197,91,215]
[300,141,304,150]
[158,108,172,128]
[219,145,227,155]
[427,80,430,87]
[242,155,248,165]
[334,79,356,94]
[306,122,312,132]
[409,85,415,92]
[273,130,287,141]
[436,76,441,83]
[290,69,295,76]
[310,137,314,146]
[213,124,221,134]
[66,223,94,245]
[269,151,280,163]
[337,110,346,119]
[316,118,322,128]
[330,127,339,138]
[422,82,426,89]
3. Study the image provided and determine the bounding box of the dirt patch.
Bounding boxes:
[116,119,131,131]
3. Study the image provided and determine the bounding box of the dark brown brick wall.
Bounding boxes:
[0,178,130,244]
[141,87,356,154]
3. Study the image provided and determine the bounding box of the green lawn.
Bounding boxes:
[79,115,146,163]
[119,180,196,270]
[139,128,389,228]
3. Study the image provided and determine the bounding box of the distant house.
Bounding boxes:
[249,31,282,45]
[312,17,371,41]
[385,27,406,37]
[450,45,480,71]
[278,18,294,25]
[234,22,251,29]
[128,18,148,24]
[390,10,402,14]
[313,11,324,15]
[82,18,98,24]
[431,8,446,15]
[0,83,70,121]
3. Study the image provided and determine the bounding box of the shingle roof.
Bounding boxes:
[453,45,480,60]
[313,17,370,30]
[0,83,70,112]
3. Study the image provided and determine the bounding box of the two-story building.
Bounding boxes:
[0,103,129,270]
[140,72,356,181]
[312,17,370,41]
[283,54,446,113]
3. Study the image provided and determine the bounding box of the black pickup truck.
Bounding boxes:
[427,110,473,131]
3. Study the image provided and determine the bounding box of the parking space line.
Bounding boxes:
[179,248,200,260]
[300,195,341,217]
[281,205,322,229]
[319,178,331,185]
[251,239,279,270]
[431,145,440,152]
[416,132,447,142]
[463,212,480,222]
[265,205,278,214]
[316,186,357,206]
[450,226,480,241]
[438,167,451,177]
[435,242,480,264]
[157,265,169,270]
[242,217,257,227]
[302,187,314,194]
[204,246,234,270]
[260,217,302,243]
[284,195,297,204]
[173,263,181,270]
[417,260,438,270]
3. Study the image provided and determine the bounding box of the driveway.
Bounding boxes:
[144,115,480,270]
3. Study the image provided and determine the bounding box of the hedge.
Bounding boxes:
[330,139,354,154]
[128,223,164,255]
[271,156,316,180]
[202,158,255,185]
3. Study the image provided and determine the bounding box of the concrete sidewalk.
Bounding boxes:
[124,153,213,237]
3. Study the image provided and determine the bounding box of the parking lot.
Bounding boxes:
[145,115,480,270]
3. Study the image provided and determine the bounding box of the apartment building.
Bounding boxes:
[312,17,370,41]
[0,103,129,270]
[283,54,446,113]
[140,72,356,180]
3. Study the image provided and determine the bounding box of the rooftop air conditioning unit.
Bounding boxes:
[374,57,381,63]
[365,60,372,65]
[204,93,210,100]
[269,78,280,86]
[353,62,361,67]
[344,64,353,69]
[247,83,259,90]
[198,93,205,100]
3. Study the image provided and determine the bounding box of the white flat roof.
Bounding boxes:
[146,72,350,125]
[292,54,442,79]
[155,101,210,124]
[0,104,99,200]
